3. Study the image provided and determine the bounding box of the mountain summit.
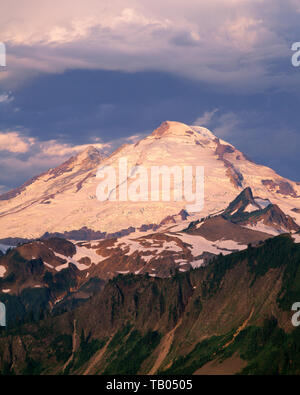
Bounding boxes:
[150,120,216,141]
[0,121,299,239]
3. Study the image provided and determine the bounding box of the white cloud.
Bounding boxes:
[123,134,147,143]
[194,110,242,139]
[39,140,109,158]
[0,92,14,104]
[0,129,110,156]
[0,129,144,190]
[0,131,35,153]
[0,0,298,91]
[0,130,110,185]
[214,112,241,137]
[194,109,219,126]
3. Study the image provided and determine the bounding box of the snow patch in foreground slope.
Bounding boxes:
[244,204,259,213]
[254,198,271,209]
[73,246,107,264]
[292,234,300,243]
[0,266,6,278]
[51,245,108,271]
[116,238,183,256]
[190,259,204,268]
[213,239,247,250]
[242,222,283,236]
[176,233,247,257]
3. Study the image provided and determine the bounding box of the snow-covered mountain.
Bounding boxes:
[0,189,273,298]
[1,186,300,313]
[1,120,300,239]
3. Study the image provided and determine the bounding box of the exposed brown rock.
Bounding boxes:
[262,179,298,198]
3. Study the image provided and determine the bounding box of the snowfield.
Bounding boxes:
[0,121,299,240]
[0,266,6,278]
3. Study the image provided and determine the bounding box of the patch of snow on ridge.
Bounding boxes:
[115,239,143,255]
[141,255,155,263]
[51,246,107,271]
[44,262,55,269]
[116,237,183,256]
[190,125,218,141]
[175,233,247,261]
[244,204,259,213]
[242,222,282,236]
[163,241,182,252]
[292,234,300,243]
[175,233,222,256]
[254,198,271,209]
[73,246,107,264]
[214,239,247,250]
[195,221,205,229]
[0,266,6,277]
[190,259,204,268]
[55,263,70,272]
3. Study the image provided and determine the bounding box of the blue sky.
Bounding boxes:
[0,0,300,191]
